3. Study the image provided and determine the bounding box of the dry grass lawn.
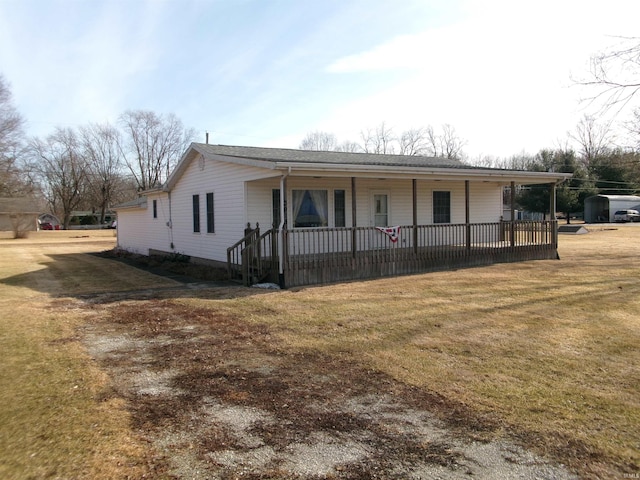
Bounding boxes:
[0,230,177,479]
[180,225,640,477]
[0,227,638,478]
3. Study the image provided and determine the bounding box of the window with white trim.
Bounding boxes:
[334,190,346,227]
[206,192,214,233]
[192,194,200,233]
[292,190,328,228]
[272,189,281,227]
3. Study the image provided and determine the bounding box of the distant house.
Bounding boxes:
[584,195,640,223]
[115,143,570,288]
[0,197,41,232]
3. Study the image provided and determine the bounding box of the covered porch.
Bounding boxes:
[229,175,561,288]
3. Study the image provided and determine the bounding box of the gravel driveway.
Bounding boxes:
[80,293,579,480]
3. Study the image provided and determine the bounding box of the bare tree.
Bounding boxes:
[30,127,88,229]
[424,124,466,159]
[299,131,338,151]
[298,122,466,159]
[110,173,139,205]
[570,115,612,167]
[466,154,501,168]
[335,140,361,153]
[80,123,124,224]
[119,110,196,191]
[10,213,33,239]
[616,105,640,153]
[0,74,29,196]
[440,124,466,159]
[360,122,396,154]
[472,153,539,170]
[579,36,640,112]
[398,128,429,156]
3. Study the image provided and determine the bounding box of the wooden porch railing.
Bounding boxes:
[227,224,278,286]
[281,220,557,288]
[228,220,557,288]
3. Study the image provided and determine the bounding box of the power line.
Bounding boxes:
[566,177,639,186]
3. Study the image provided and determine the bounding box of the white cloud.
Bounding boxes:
[2,0,639,158]
[313,0,640,157]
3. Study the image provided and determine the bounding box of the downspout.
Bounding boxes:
[465,180,471,251]
[412,179,417,254]
[510,181,516,248]
[278,168,290,286]
[549,181,558,257]
[168,190,174,250]
[351,177,357,258]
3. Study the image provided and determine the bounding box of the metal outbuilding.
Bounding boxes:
[584,195,640,223]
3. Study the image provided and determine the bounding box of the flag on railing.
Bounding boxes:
[375,226,401,243]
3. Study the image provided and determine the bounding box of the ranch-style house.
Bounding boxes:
[114,143,571,288]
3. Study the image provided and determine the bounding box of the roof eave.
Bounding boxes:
[272,162,572,183]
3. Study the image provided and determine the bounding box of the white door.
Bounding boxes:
[372,193,389,227]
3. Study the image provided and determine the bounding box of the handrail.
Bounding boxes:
[228,226,278,286]
[227,227,260,282]
[228,228,259,253]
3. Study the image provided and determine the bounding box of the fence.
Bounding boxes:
[281,221,557,287]
[228,221,557,288]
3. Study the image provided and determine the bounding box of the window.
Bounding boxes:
[272,189,281,227]
[206,192,214,233]
[192,194,200,233]
[433,191,451,223]
[152,199,157,219]
[292,190,328,228]
[334,190,346,227]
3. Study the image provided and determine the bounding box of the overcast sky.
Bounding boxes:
[0,0,638,159]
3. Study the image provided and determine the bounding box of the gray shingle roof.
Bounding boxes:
[113,196,147,210]
[0,197,41,214]
[193,143,467,169]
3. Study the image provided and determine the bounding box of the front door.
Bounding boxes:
[372,193,389,227]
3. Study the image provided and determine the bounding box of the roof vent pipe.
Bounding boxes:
[205,131,209,144]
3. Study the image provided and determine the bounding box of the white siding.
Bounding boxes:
[116,192,172,254]
[116,206,150,255]
[247,177,503,228]
[246,177,505,255]
[168,158,275,262]
[145,193,173,252]
[117,157,505,262]
[247,177,354,228]
[246,177,280,228]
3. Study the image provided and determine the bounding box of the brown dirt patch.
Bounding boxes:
[80,298,579,479]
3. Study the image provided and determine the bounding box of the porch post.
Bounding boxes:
[351,177,357,258]
[549,181,558,249]
[278,174,288,286]
[510,181,516,247]
[549,182,557,221]
[412,179,418,254]
[465,180,471,251]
